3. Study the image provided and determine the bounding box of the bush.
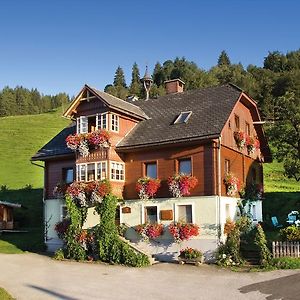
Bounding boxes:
[280,225,300,241]
[53,248,65,260]
[271,257,300,269]
[254,224,272,266]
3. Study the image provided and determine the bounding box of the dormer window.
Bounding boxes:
[77,113,108,134]
[173,111,192,124]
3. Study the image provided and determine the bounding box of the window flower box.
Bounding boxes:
[224,173,240,196]
[178,247,204,266]
[135,223,164,242]
[66,129,110,157]
[168,222,199,243]
[168,174,198,198]
[136,177,161,201]
[234,130,247,150]
[246,136,260,154]
[66,179,111,207]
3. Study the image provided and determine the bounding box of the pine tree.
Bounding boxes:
[129,62,142,96]
[113,66,127,88]
[218,50,231,67]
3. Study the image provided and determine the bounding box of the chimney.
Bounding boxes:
[164,79,185,94]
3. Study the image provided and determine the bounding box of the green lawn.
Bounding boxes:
[0,108,69,189]
[0,288,15,300]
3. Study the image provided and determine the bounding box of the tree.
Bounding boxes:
[113,66,127,88]
[264,51,287,73]
[268,92,300,181]
[129,62,142,96]
[217,50,231,67]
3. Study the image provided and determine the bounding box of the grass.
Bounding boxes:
[0,108,69,189]
[0,288,15,300]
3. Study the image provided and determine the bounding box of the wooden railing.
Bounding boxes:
[272,241,300,258]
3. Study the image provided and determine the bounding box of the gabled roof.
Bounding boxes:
[117,84,242,149]
[31,123,75,161]
[64,84,149,120]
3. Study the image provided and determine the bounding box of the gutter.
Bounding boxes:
[217,136,222,245]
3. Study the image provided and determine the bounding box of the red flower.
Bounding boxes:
[136,177,161,200]
[168,222,199,242]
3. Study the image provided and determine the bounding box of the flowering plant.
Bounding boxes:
[53,182,68,199]
[66,180,111,207]
[168,174,198,198]
[136,177,161,201]
[54,218,71,239]
[234,130,247,149]
[135,223,164,241]
[246,136,260,154]
[179,247,203,260]
[168,222,199,243]
[66,129,110,157]
[76,229,95,251]
[224,173,240,196]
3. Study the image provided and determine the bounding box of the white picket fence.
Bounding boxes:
[272,241,300,258]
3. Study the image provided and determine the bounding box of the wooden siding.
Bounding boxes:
[122,143,215,200]
[45,158,75,199]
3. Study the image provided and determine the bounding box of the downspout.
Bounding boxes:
[31,161,47,243]
[217,136,222,245]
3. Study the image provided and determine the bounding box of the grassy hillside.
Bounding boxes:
[0,108,70,189]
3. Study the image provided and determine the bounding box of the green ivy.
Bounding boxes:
[254,224,272,266]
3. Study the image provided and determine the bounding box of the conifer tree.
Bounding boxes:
[217,50,231,66]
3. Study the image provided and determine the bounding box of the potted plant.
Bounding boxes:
[168,174,198,198]
[178,247,204,266]
[224,173,240,196]
[246,136,260,154]
[136,177,161,201]
[168,222,199,243]
[135,223,164,242]
[66,129,110,157]
[233,130,247,150]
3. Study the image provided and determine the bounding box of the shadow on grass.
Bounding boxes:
[239,273,300,300]
[0,188,45,253]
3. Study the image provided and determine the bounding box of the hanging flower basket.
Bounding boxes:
[168,222,199,243]
[168,174,198,198]
[224,173,240,196]
[136,177,161,201]
[234,131,247,150]
[53,182,68,199]
[66,180,111,207]
[135,223,164,241]
[66,129,110,157]
[246,136,260,154]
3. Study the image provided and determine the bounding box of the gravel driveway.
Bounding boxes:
[0,253,299,300]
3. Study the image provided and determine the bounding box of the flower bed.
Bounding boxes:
[168,222,199,243]
[224,173,240,196]
[168,174,198,198]
[135,223,164,241]
[234,130,247,149]
[136,177,161,201]
[66,180,111,207]
[66,129,110,157]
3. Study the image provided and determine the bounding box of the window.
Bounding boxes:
[234,114,240,130]
[225,159,230,174]
[145,206,158,224]
[145,162,157,178]
[77,116,88,133]
[177,205,193,223]
[63,168,74,184]
[111,162,125,181]
[174,111,192,124]
[111,114,119,132]
[96,113,108,130]
[179,158,192,175]
[245,122,250,136]
[76,162,107,181]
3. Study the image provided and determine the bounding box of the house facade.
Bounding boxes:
[32,80,271,260]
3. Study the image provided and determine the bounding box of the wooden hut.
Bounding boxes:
[0,201,22,230]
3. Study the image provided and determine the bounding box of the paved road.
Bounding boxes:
[0,253,300,300]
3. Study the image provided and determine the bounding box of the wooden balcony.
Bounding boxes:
[76,147,109,163]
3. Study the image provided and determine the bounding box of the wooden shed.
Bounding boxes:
[0,201,22,230]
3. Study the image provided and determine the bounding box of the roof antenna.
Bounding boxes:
[141,64,153,101]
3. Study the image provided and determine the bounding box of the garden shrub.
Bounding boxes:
[280,225,300,241]
[53,248,65,260]
[254,224,272,266]
[271,257,300,269]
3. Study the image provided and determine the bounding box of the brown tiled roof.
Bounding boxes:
[31,123,75,161]
[117,84,242,149]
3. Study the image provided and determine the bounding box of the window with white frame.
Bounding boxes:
[177,204,193,223]
[111,114,119,132]
[110,161,125,181]
[77,116,88,134]
[96,113,108,130]
[76,162,107,181]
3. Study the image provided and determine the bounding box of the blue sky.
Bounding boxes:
[0,0,299,96]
